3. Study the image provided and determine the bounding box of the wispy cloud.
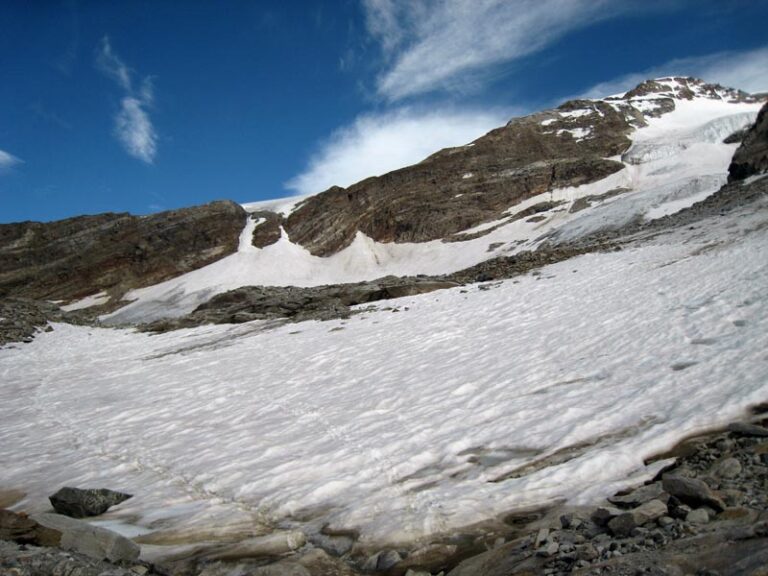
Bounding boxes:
[0,149,22,172]
[286,106,512,195]
[577,46,768,99]
[363,0,638,101]
[97,36,157,163]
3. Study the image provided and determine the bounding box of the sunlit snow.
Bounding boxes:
[2,203,767,547]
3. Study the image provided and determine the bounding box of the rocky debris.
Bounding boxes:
[141,277,460,331]
[0,298,56,346]
[0,200,245,302]
[32,512,140,563]
[729,101,768,181]
[0,540,158,576]
[445,414,768,575]
[49,486,133,518]
[445,244,610,285]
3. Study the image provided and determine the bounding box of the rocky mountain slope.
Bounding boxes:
[0,200,245,302]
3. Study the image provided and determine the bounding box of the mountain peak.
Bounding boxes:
[613,76,759,103]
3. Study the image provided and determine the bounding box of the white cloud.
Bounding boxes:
[115,94,157,165]
[578,46,768,100]
[0,149,22,171]
[363,0,632,101]
[286,106,511,195]
[97,37,132,91]
[97,36,157,163]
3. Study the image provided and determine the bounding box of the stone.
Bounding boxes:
[32,512,140,563]
[712,457,742,479]
[631,499,668,525]
[591,505,624,526]
[686,508,710,525]
[49,486,132,518]
[534,527,550,548]
[307,531,354,556]
[536,541,559,557]
[607,513,637,538]
[0,509,61,547]
[662,475,726,511]
[608,482,666,508]
[376,549,403,571]
[726,422,768,437]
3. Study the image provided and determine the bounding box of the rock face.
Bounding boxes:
[0,200,245,302]
[49,487,132,518]
[237,77,757,257]
[282,100,630,256]
[729,101,768,181]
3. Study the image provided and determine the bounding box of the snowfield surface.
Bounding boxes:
[2,203,768,547]
[100,94,762,323]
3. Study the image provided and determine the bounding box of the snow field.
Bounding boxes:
[2,204,768,546]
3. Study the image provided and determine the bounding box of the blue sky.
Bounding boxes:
[1,0,767,223]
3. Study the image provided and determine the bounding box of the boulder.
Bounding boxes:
[608,482,666,508]
[727,422,768,437]
[591,505,624,526]
[662,476,726,512]
[49,486,132,518]
[31,512,140,563]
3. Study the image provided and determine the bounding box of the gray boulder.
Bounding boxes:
[662,475,726,512]
[49,486,132,518]
[31,512,140,563]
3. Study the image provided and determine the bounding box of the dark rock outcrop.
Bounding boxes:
[729,101,768,181]
[142,276,460,331]
[49,487,132,518]
[0,200,246,302]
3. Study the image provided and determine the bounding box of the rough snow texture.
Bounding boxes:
[2,201,768,547]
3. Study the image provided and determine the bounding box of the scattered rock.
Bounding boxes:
[49,486,132,518]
